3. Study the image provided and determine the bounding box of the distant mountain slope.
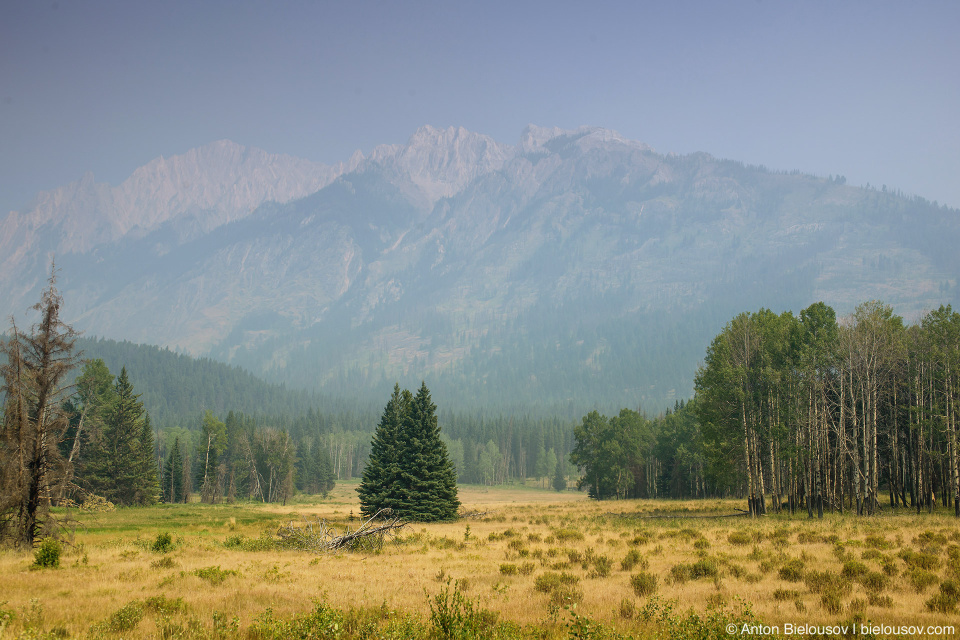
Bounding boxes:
[4,126,958,413]
[74,337,338,427]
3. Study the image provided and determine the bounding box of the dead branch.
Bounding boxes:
[276,508,406,553]
[458,509,493,520]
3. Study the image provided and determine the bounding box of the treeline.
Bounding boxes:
[572,300,960,518]
[696,301,960,517]
[190,408,579,487]
[565,402,702,500]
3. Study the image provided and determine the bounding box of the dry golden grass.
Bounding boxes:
[3,483,960,638]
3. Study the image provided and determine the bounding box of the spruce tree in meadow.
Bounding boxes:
[358,382,459,521]
[84,367,156,505]
[357,384,408,518]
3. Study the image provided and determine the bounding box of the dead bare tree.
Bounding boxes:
[0,268,80,547]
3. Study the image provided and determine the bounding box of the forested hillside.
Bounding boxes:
[73,337,334,427]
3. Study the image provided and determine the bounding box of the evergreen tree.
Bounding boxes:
[136,413,160,505]
[357,384,408,517]
[358,382,459,521]
[163,436,185,503]
[552,455,567,492]
[313,442,336,495]
[83,367,154,505]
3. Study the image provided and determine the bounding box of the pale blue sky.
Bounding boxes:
[2,0,958,214]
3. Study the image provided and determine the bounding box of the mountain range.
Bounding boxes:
[3,125,958,413]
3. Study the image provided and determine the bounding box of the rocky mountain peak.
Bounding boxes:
[366,125,514,205]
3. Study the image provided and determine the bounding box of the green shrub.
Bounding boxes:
[534,571,579,593]
[621,549,645,571]
[778,558,805,582]
[926,580,960,613]
[631,572,658,597]
[820,591,844,615]
[194,565,239,586]
[864,534,891,549]
[773,589,800,601]
[430,581,503,640]
[499,563,518,576]
[224,533,276,551]
[670,563,692,583]
[150,556,178,569]
[728,531,752,546]
[97,601,145,633]
[532,571,583,611]
[507,539,527,552]
[588,555,613,578]
[33,538,61,568]
[899,549,939,571]
[631,532,652,546]
[908,568,939,593]
[804,570,850,595]
[151,532,175,553]
[860,570,888,593]
[143,595,186,615]
[553,528,585,543]
[841,560,868,580]
[690,558,719,579]
[868,593,894,608]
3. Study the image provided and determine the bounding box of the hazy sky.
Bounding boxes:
[2,0,958,215]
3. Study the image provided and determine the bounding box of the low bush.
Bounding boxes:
[899,548,939,571]
[868,593,894,608]
[908,568,939,593]
[804,570,850,596]
[553,528,584,543]
[194,565,240,586]
[820,591,844,615]
[534,572,579,593]
[95,600,144,634]
[630,531,652,546]
[859,570,888,593]
[150,556,178,569]
[864,534,891,549]
[588,555,613,578]
[778,558,805,582]
[728,531,752,546]
[841,560,868,580]
[33,538,61,568]
[631,572,658,597]
[222,533,276,551]
[151,532,175,553]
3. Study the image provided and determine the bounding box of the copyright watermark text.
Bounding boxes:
[726,622,956,636]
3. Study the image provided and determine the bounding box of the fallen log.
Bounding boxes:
[458,509,493,520]
[276,508,407,553]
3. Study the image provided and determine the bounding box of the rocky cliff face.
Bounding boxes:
[3,126,957,410]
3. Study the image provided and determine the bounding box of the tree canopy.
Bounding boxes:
[358,383,460,521]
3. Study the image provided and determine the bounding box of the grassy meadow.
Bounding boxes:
[3,483,960,639]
